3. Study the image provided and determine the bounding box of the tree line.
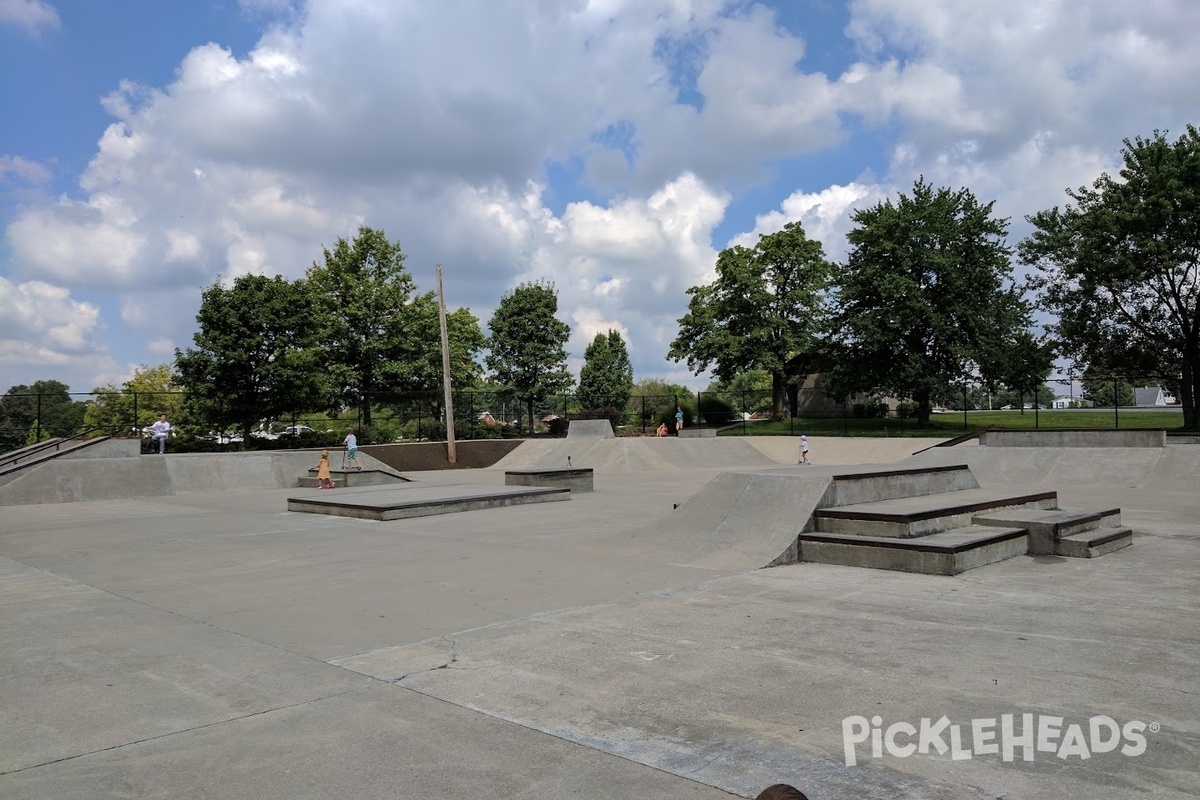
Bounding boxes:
[669,127,1199,430]
[3,125,1196,447]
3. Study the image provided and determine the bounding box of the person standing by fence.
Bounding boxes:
[150,414,171,454]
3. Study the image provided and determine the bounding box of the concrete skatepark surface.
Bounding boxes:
[1,435,1197,798]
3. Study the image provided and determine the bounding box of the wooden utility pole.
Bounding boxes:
[437,265,457,463]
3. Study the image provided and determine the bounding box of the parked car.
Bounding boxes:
[279,425,316,436]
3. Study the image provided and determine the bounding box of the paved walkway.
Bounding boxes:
[1,438,1196,798]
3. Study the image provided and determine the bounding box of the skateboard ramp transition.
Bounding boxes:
[583,468,833,572]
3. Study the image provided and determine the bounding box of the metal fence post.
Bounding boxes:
[963,386,968,430]
[35,393,42,443]
[1114,378,1120,429]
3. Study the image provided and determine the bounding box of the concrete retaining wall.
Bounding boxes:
[979,429,1166,448]
[678,428,717,438]
[0,450,398,505]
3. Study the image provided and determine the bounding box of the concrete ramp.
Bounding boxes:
[566,419,615,438]
[903,444,1187,490]
[0,450,403,505]
[492,437,777,473]
[1148,445,1200,492]
[585,469,831,571]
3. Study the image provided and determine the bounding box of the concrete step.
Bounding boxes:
[297,477,345,489]
[820,464,978,507]
[301,468,410,488]
[813,488,1058,538]
[798,526,1029,576]
[974,507,1123,554]
[1056,527,1134,558]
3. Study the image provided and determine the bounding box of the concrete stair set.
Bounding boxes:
[797,464,1132,575]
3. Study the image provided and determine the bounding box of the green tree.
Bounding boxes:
[306,226,421,426]
[0,385,37,451]
[988,331,1057,408]
[629,378,694,428]
[175,274,325,439]
[577,330,634,410]
[704,369,773,419]
[402,294,486,395]
[485,281,573,431]
[1020,126,1200,430]
[0,380,86,448]
[1081,369,1135,407]
[85,364,184,434]
[669,221,831,419]
[828,179,1033,426]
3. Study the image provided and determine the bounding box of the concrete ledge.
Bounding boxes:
[505,467,594,492]
[799,526,1029,575]
[979,429,1166,448]
[813,489,1058,537]
[974,507,1123,554]
[1056,528,1134,558]
[303,468,411,488]
[821,464,977,506]
[288,485,569,521]
[677,428,717,439]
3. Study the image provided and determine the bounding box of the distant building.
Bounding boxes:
[1051,396,1093,409]
[1133,387,1173,407]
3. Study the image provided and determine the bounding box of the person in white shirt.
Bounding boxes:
[343,427,362,470]
[150,414,171,454]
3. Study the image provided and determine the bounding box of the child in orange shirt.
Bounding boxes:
[315,450,335,489]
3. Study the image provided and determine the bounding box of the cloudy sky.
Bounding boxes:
[2,0,1197,394]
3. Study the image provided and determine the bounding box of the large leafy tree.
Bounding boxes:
[668,221,831,419]
[85,364,185,434]
[485,281,573,431]
[1020,126,1200,430]
[0,380,86,448]
[306,226,422,426]
[577,330,634,410]
[175,274,324,438]
[828,179,1036,426]
[401,294,486,395]
[1,384,39,450]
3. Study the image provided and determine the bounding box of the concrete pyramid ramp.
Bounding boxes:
[585,468,832,571]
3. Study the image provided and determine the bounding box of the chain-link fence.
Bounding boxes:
[0,374,1188,454]
[697,373,1188,435]
[0,390,696,452]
